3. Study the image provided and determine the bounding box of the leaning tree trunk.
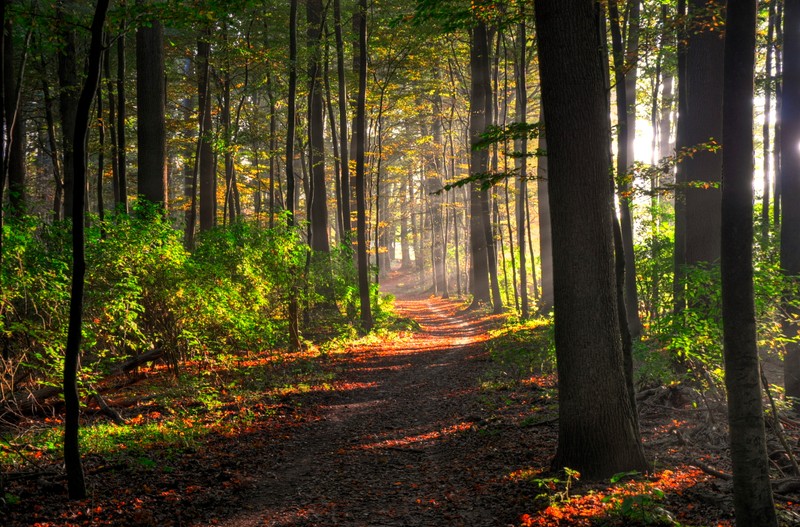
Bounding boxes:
[64,0,109,500]
[534,0,649,479]
[721,1,778,524]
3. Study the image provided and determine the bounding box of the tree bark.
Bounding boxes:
[197,32,215,231]
[537,128,553,313]
[307,0,329,253]
[683,0,724,268]
[136,1,167,208]
[64,0,109,500]
[4,19,26,216]
[286,0,301,350]
[515,8,529,319]
[468,21,492,307]
[782,0,800,403]
[115,14,127,213]
[721,1,778,523]
[535,0,648,479]
[334,0,351,235]
[355,0,373,331]
[56,0,78,219]
[608,0,642,336]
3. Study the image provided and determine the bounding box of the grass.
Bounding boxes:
[481,315,556,390]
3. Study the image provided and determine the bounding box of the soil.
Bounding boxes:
[5,271,800,526]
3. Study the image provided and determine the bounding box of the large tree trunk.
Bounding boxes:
[307,0,330,253]
[468,21,492,307]
[64,0,109,500]
[535,0,648,479]
[782,0,800,403]
[678,0,724,280]
[721,1,778,524]
[135,1,167,208]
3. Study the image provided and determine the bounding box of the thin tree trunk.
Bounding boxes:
[355,0,373,331]
[721,1,778,523]
[516,8,529,318]
[286,0,301,350]
[763,0,776,244]
[64,0,109,500]
[115,14,127,213]
[608,0,642,337]
[334,0,351,235]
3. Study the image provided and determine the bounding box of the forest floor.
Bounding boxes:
[4,271,800,526]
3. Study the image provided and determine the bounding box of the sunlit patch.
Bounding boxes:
[522,374,557,388]
[516,466,709,526]
[356,421,474,451]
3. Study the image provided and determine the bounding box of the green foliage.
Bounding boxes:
[0,208,373,399]
[484,316,555,384]
[602,473,676,526]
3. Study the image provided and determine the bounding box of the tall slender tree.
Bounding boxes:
[782,0,800,402]
[355,0,373,331]
[721,0,778,523]
[64,0,109,500]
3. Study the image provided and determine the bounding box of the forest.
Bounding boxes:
[0,0,798,525]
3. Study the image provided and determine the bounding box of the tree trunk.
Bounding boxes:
[683,0,724,268]
[197,32,215,231]
[307,0,329,253]
[286,0,301,350]
[56,0,78,219]
[355,0,373,331]
[4,20,26,216]
[775,0,784,229]
[64,0,109,500]
[516,8,529,319]
[469,21,492,307]
[762,0,776,244]
[115,15,127,213]
[782,0,800,403]
[535,0,648,479]
[334,0,351,235]
[608,0,642,336]
[537,128,554,312]
[136,1,167,208]
[721,1,778,523]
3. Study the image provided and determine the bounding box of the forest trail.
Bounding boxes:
[212,274,530,527]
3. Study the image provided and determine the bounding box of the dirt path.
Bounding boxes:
[211,280,529,527]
